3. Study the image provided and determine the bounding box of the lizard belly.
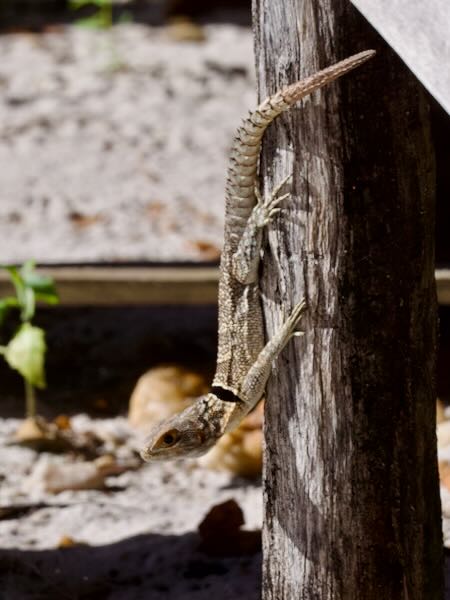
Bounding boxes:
[212,264,264,397]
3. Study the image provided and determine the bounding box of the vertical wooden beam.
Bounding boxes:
[253,1,443,598]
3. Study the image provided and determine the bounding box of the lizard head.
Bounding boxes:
[139,396,221,461]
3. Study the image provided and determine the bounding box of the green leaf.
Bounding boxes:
[3,265,26,301]
[35,292,59,305]
[20,263,59,305]
[4,323,46,388]
[69,0,92,8]
[1,261,59,321]
[19,259,36,278]
[90,0,112,7]
[2,264,34,320]
[75,14,108,29]
[0,297,20,325]
[20,286,35,322]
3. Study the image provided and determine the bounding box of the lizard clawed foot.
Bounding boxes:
[254,174,292,228]
[285,300,307,341]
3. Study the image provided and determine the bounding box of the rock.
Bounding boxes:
[439,461,450,492]
[14,416,73,453]
[198,498,261,557]
[198,498,244,536]
[13,416,109,459]
[198,402,263,478]
[128,365,208,430]
[437,419,450,450]
[23,454,138,494]
[15,416,50,441]
[199,428,262,478]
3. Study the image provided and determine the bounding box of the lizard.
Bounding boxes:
[140,49,375,462]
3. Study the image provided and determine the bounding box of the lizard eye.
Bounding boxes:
[156,429,180,448]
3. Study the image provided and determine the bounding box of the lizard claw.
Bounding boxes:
[271,173,293,195]
[253,174,292,228]
[267,192,290,211]
[267,207,282,221]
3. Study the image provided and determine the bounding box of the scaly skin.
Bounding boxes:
[141,50,375,462]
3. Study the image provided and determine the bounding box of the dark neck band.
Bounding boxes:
[211,386,242,404]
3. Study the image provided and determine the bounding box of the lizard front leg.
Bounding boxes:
[231,174,292,284]
[232,300,306,416]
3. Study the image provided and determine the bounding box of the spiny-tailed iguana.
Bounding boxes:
[140,50,375,461]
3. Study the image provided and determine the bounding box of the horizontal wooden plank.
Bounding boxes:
[1,266,449,306]
[0,266,220,306]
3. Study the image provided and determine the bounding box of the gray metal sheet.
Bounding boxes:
[351,0,450,114]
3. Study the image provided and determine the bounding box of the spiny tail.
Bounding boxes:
[224,49,376,241]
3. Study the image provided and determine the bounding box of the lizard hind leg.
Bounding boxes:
[238,299,307,410]
[231,174,292,285]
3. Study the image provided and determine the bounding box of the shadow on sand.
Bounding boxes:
[0,531,261,599]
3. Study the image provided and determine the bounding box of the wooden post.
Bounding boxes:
[253,1,443,598]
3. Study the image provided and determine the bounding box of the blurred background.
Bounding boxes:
[0,0,255,413]
[0,3,266,599]
[1,1,450,598]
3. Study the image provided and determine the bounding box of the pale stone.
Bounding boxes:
[23,454,135,494]
[198,402,263,478]
[128,365,209,429]
[437,420,450,449]
[437,398,446,425]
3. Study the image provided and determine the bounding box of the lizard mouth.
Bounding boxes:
[140,428,210,462]
[140,445,177,461]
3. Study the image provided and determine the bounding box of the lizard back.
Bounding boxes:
[212,50,375,399]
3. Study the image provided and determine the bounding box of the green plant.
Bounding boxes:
[0,261,59,418]
[70,0,113,30]
[70,0,131,71]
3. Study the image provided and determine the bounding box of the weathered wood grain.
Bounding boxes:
[253,1,443,598]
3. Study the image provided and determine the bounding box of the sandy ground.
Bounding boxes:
[0,23,255,264]
[0,411,450,597]
[0,415,262,599]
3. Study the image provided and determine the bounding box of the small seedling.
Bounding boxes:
[69,0,131,71]
[0,261,59,418]
[70,0,113,30]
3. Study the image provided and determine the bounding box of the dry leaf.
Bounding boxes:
[58,535,88,548]
[188,239,221,261]
[53,415,71,431]
[68,211,104,228]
